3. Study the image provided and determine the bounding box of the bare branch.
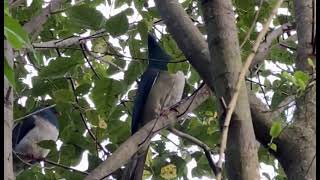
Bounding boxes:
[44,159,89,175]
[83,45,125,72]
[250,22,295,68]
[240,0,264,48]
[79,43,100,79]
[14,104,56,122]
[9,0,25,9]
[23,0,63,39]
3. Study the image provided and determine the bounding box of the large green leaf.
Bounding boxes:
[270,120,282,138]
[39,57,83,79]
[66,4,106,30]
[90,77,124,114]
[53,89,74,103]
[4,1,9,16]
[4,14,30,49]
[105,11,129,36]
[294,71,310,91]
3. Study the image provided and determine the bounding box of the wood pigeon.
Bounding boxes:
[122,34,185,180]
[12,106,59,174]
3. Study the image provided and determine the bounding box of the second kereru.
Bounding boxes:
[122,34,185,180]
[12,106,59,174]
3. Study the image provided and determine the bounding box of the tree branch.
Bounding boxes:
[250,22,295,69]
[9,0,25,9]
[215,1,284,178]
[239,0,264,48]
[82,44,125,72]
[68,78,109,157]
[44,159,89,175]
[23,0,63,40]
[169,127,218,176]
[84,85,212,180]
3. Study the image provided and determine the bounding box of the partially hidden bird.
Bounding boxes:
[122,33,185,180]
[12,106,59,174]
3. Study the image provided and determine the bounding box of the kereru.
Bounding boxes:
[122,34,185,180]
[12,106,59,174]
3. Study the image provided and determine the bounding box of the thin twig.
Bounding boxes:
[279,42,297,51]
[68,77,109,156]
[9,0,25,9]
[245,77,267,87]
[14,104,56,122]
[33,46,188,64]
[304,153,316,177]
[159,133,189,153]
[13,151,34,167]
[83,45,125,72]
[240,0,264,48]
[44,159,89,175]
[257,71,271,108]
[216,1,284,179]
[120,100,133,117]
[79,43,100,79]
[169,128,219,176]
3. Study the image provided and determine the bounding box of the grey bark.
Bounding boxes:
[23,0,63,39]
[4,41,15,180]
[154,0,316,179]
[201,0,260,179]
[275,0,316,179]
[155,0,260,179]
[85,85,212,180]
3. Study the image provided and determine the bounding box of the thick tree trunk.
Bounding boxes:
[154,0,316,179]
[155,0,260,179]
[276,0,316,179]
[4,41,15,180]
[201,0,260,179]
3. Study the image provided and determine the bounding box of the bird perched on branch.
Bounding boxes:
[12,106,59,174]
[122,33,185,180]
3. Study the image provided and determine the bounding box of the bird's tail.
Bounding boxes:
[121,147,149,180]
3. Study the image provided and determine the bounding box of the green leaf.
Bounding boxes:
[307,58,315,68]
[25,97,36,112]
[269,143,277,151]
[137,20,150,41]
[39,57,82,78]
[4,14,31,49]
[66,4,105,30]
[115,0,128,8]
[37,140,57,150]
[16,166,46,180]
[4,0,9,16]
[124,61,142,85]
[105,11,129,36]
[53,89,74,103]
[90,77,123,113]
[87,154,103,171]
[4,57,16,89]
[294,71,310,90]
[270,121,282,138]
[75,83,92,96]
[147,7,161,18]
